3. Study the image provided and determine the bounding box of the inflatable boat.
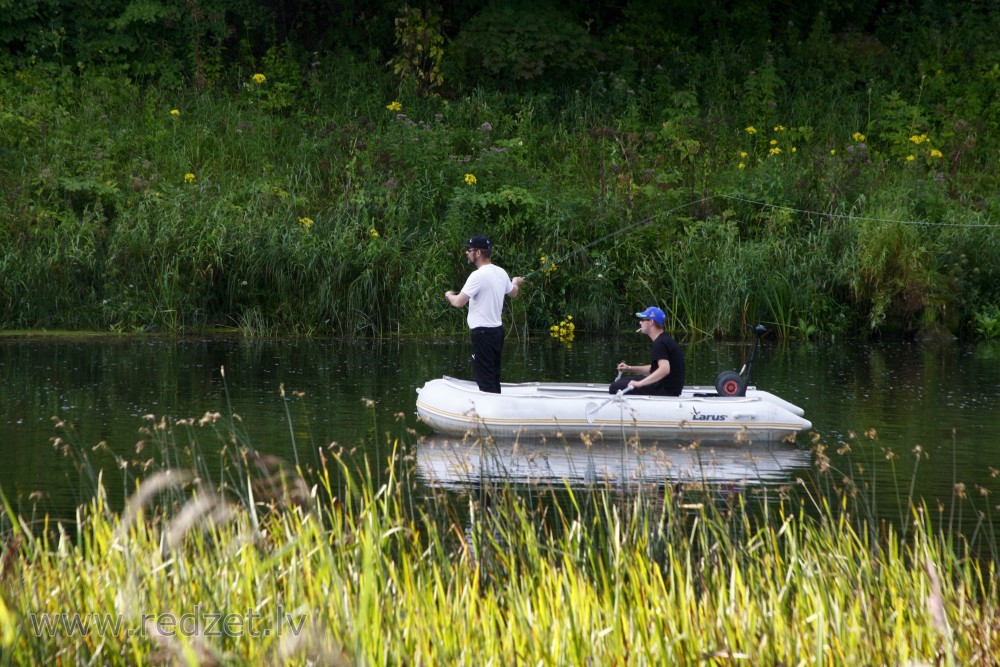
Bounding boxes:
[415,376,811,442]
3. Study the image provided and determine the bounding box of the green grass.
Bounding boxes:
[2,412,999,665]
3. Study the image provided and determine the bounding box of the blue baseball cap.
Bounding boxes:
[635,306,665,325]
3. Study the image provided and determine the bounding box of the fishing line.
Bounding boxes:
[516,190,989,283]
[718,194,998,228]
[504,190,989,335]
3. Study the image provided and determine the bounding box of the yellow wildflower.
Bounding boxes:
[550,316,575,342]
[830,149,836,155]
[768,147,782,156]
[906,155,915,161]
[930,149,943,158]
[184,173,196,184]
[852,132,865,142]
[774,125,785,132]
[769,139,778,145]
[745,126,757,135]
[369,228,379,238]
[791,146,797,153]
[909,134,928,144]
[386,101,403,112]
[170,109,180,117]
[252,73,266,84]
[464,173,477,186]
[738,162,746,169]
[740,151,748,158]
[298,217,314,231]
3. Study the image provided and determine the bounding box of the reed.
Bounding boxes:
[2,412,999,665]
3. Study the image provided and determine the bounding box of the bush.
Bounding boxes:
[445,2,605,92]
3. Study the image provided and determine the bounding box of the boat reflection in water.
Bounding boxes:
[415,433,813,491]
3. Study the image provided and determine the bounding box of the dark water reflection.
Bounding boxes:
[1,334,999,537]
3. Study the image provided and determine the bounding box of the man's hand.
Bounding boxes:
[445,290,469,307]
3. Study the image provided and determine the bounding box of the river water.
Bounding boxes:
[2,334,999,537]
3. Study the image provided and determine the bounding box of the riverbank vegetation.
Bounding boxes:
[1,414,999,664]
[2,1,999,339]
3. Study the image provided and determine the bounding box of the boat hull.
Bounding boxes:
[416,376,811,441]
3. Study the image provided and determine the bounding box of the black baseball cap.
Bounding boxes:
[463,235,492,250]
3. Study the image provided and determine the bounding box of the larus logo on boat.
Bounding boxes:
[690,407,727,422]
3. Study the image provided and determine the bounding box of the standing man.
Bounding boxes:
[610,306,685,396]
[445,235,524,393]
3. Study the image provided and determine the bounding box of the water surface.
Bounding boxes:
[2,334,998,532]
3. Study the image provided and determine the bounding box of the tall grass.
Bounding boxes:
[2,410,999,664]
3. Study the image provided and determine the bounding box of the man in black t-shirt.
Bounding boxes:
[609,306,685,396]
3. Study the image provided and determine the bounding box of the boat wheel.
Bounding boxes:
[715,370,747,397]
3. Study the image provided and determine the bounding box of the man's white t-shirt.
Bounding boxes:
[461,264,514,329]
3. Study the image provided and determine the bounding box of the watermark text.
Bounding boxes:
[28,605,305,639]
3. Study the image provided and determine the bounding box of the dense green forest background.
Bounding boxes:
[1,0,998,339]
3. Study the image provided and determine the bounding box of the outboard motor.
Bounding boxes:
[714,323,768,396]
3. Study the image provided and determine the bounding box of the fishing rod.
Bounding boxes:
[503,195,717,343]
[519,195,718,280]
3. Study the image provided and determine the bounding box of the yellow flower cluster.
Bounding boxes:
[738,124,797,169]
[463,173,477,186]
[170,109,180,117]
[549,315,575,343]
[184,173,196,184]
[902,134,943,161]
[369,228,380,238]
[852,132,866,142]
[386,101,403,112]
[252,73,266,84]
[298,217,314,231]
[538,256,557,275]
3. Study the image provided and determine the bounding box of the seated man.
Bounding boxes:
[609,306,685,396]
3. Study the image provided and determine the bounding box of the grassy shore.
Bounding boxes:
[1,417,998,665]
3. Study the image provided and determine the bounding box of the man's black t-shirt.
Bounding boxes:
[648,332,685,396]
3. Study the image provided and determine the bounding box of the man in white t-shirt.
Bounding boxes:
[445,235,524,393]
